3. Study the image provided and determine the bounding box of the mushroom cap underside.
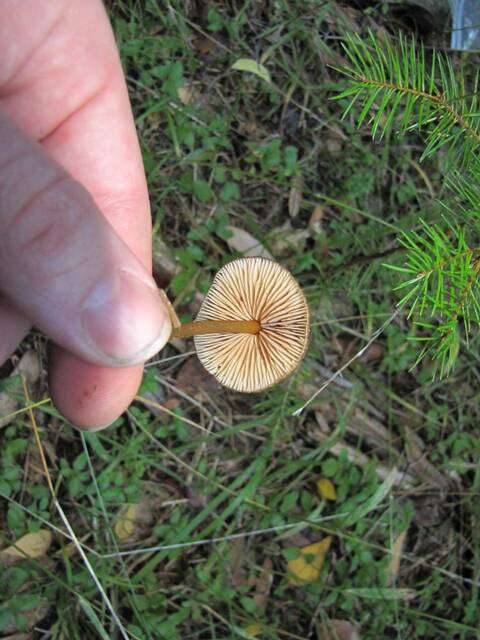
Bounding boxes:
[194,257,309,392]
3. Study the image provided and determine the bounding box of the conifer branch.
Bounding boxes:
[336,31,480,376]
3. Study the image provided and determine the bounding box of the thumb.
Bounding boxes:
[0,110,171,366]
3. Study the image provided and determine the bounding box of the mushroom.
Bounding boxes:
[166,257,309,392]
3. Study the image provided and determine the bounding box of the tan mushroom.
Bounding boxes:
[169,257,309,392]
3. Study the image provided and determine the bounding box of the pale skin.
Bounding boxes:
[0,0,174,430]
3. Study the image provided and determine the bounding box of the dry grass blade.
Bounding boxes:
[20,377,131,640]
[386,529,408,586]
[293,309,402,415]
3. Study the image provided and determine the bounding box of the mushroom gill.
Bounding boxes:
[193,257,309,392]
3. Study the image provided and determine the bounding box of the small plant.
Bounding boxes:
[336,30,480,376]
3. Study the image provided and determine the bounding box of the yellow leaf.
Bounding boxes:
[231,59,271,83]
[2,530,52,562]
[317,478,337,501]
[287,537,332,584]
[244,623,262,637]
[115,504,139,541]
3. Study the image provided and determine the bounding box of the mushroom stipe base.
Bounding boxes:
[171,319,261,339]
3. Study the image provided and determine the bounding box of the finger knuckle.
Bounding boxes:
[2,174,95,278]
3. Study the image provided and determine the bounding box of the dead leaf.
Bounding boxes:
[335,336,384,364]
[386,529,407,586]
[115,504,139,541]
[325,137,343,155]
[152,235,178,284]
[228,538,247,588]
[15,351,41,386]
[317,478,336,501]
[1,530,52,564]
[176,357,223,396]
[140,394,182,426]
[1,600,50,636]
[287,537,331,584]
[252,557,273,609]
[0,393,17,428]
[288,177,303,218]
[115,501,154,542]
[309,205,324,234]
[412,495,443,527]
[404,427,450,488]
[317,619,361,640]
[191,36,217,55]
[0,350,41,428]
[226,226,273,259]
[280,531,311,548]
[177,84,196,106]
[159,289,181,329]
[244,623,262,637]
[269,221,309,257]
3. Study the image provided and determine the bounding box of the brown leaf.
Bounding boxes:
[15,350,41,387]
[288,178,303,219]
[335,336,384,364]
[252,557,273,609]
[0,350,41,428]
[412,495,443,527]
[1,601,49,636]
[226,226,273,259]
[1,530,52,565]
[404,426,450,488]
[191,36,217,54]
[228,538,247,588]
[152,235,178,285]
[317,619,361,640]
[325,137,343,155]
[308,205,324,234]
[176,357,223,396]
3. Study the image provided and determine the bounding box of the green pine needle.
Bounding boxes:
[337,31,480,376]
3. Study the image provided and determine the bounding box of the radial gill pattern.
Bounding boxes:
[194,257,310,392]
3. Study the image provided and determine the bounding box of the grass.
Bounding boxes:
[1,1,480,638]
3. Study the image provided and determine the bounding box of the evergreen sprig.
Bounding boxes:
[336,31,480,376]
[336,31,480,170]
[388,221,480,376]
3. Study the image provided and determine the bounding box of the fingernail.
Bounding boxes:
[81,269,171,365]
[72,420,115,433]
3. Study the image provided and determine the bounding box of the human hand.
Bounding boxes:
[0,0,171,430]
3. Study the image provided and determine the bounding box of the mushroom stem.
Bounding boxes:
[171,319,260,339]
